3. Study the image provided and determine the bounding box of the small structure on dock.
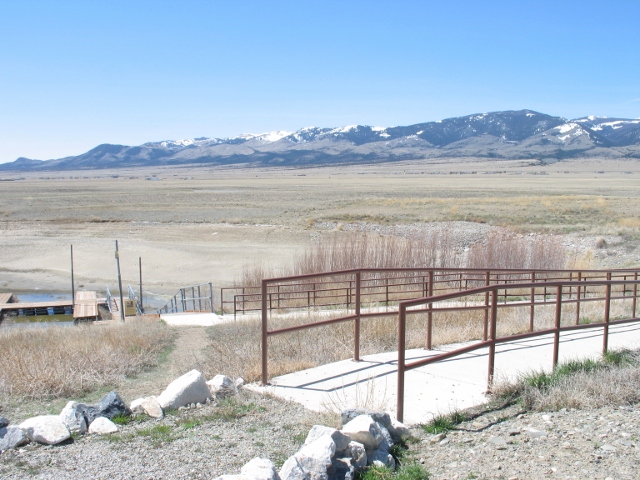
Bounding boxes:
[73,291,99,322]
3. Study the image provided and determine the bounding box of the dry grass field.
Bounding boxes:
[1,157,639,308]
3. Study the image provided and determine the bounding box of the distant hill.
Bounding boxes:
[3,109,640,171]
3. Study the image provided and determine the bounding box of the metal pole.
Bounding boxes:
[603,273,611,354]
[575,271,582,325]
[487,288,498,392]
[138,257,143,313]
[633,272,638,318]
[261,279,269,385]
[209,282,214,313]
[70,245,75,314]
[483,271,490,341]
[354,271,361,361]
[553,285,562,368]
[115,240,125,323]
[529,271,535,332]
[427,270,434,349]
[397,304,407,423]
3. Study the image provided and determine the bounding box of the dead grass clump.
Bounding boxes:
[0,319,174,401]
[467,231,567,270]
[494,349,640,411]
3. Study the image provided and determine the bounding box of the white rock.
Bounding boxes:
[305,425,351,453]
[280,435,335,480]
[140,396,164,419]
[88,417,118,435]
[207,374,237,398]
[388,418,412,442]
[0,425,29,450]
[235,377,246,388]
[524,427,548,438]
[345,441,367,470]
[19,415,70,445]
[59,401,87,434]
[240,457,281,480]
[130,398,146,414]
[367,448,396,468]
[157,369,212,410]
[340,415,383,450]
[216,475,254,480]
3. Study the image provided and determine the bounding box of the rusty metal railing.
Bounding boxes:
[260,268,640,385]
[396,277,640,422]
[230,268,639,317]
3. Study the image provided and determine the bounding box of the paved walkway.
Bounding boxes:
[248,322,640,425]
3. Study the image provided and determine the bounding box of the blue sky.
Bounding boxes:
[1,0,639,163]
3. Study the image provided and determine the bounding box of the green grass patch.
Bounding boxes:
[136,424,178,447]
[111,413,132,425]
[422,411,469,434]
[357,464,430,480]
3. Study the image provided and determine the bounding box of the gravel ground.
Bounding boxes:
[410,402,640,480]
[3,390,639,479]
[0,389,334,479]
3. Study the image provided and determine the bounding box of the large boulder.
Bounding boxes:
[76,391,130,424]
[240,457,281,480]
[207,375,237,399]
[157,369,211,410]
[388,418,411,443]
[344,441,367,470]
[59,401,88,434]
[88,417,118,435]
[0,425,29,450]
[367,448,395,469]
[340,416,383,451]
[19,415,70,445]
[340,410,391,431]
[280,435,336,480]
[328,458,355,480]
[130,396,164,419]
[305,425,351,453]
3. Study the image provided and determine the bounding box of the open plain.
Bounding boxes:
[1,157,640,308]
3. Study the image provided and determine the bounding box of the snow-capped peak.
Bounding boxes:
[235,130,292,143]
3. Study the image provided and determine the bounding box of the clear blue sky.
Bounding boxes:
[1,0,639,163]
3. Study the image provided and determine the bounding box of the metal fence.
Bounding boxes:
[157,283,214,314]
[259,268,640,387]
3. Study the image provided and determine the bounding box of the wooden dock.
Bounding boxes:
[73,291,98,320]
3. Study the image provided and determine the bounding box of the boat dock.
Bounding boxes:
[0,292,106,320]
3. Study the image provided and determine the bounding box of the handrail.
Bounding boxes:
[396,277,640,422]
[260,267,640,385]
[157,282,215,314]
[128,285,143,315]
[224,267,640,316]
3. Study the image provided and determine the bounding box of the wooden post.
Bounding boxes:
[115,240,125,323]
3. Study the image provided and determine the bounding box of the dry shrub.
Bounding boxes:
[0,319,173,400]
[467,231,566,270]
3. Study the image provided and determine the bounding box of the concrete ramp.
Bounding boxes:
[160,312,227,326]
[248,322,640,425]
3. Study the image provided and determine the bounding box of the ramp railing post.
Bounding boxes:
[483,271,490,341]
[633,272,638,318]
[261,279,269,385]
[603,273,612,354]
[487,288,498,392]
[209,282,214,313]
[354,271,361,361]
[553,285,562,368]
[529,271,535,332]
[426,270,434,350]
[575,272,582,325]
[397,303,407,423]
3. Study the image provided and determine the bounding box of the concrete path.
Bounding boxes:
[248,322,640,425]
[160,312,226,326]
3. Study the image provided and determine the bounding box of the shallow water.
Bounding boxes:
[0,292,74,328]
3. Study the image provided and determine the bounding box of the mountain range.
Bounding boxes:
[3,109,640,171]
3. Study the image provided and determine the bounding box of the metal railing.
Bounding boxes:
[157,283,215,314]
[259,268,640,386]
[226,268,640,318]
[106,285,117,314]
[128,285,143,315]
[395,276,640,422]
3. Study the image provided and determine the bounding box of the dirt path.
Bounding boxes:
[117,326,212,402]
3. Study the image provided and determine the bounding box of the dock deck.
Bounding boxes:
[73,291,99,320]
